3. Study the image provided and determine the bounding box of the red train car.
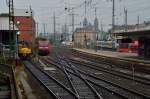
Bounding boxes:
[118,43,129,52]
[37,39,51,55]
[118,40,138,53]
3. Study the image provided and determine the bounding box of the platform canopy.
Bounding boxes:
[113,28,150,40]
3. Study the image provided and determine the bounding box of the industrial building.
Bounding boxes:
[14,8,36,48]
[0,13,18,45]
[0,8,36,44]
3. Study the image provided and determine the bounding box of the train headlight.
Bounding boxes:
[44,47,48,49]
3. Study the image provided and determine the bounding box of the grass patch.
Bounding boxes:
[0,55,7,64]
[0,55,13,64]
[0,73,9,84]
[0,73,10,91]
[124,56,150,61]
[0,59,6,64]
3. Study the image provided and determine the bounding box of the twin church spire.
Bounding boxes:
[83,17,99,31]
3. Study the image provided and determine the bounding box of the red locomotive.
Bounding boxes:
[36,38,51,55]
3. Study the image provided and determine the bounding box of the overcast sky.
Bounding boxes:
[1,0,150,33]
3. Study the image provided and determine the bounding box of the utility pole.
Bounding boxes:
[101,21,103,33]
[64,7,67,41]
[36,22,39,37]
[100,20,103,40]
[94,7,98,52]
[9,0,15,58]
[9,0,14,43]
[137,15,139,25]
[53,12,56,44]
[30,6,35,56]
[137,15,139,29]
[35,22,39,59]
[112,0,115,33]
[43,23,46,37]
[79,22,82,48]
[72,10,75,35]
[124,7,128,32]
[69,9,78,41]
[84,0,87,48]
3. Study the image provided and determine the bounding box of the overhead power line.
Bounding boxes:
[128,6,150,13]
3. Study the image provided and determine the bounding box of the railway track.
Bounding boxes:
[47,48,150,99]
[0,64,18,99]
[67,51,150,98]
[70,57,150,85]
[42,54,129,99]
[23,60,78,99]
[46,56,148,99]
[70,50,150,86]
[38,59,72,90]
[72,64,150,99]
[41,54,103,99]
[72,50,150,74]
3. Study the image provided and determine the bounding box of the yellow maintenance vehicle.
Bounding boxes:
[18,41,32,59]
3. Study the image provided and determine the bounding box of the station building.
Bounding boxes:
[73,17,100,48]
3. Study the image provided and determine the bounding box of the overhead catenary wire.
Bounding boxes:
[5,0,150,32]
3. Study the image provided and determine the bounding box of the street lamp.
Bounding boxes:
[16,31,20,65]
[16,21,20,62]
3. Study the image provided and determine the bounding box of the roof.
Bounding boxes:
[0,17,18,30]
[14,9,33,17]
[0,13,9,17]
[0,8,33,17]
[113,29,150,36]
[74,25,100,33]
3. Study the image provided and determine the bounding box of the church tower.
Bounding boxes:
[83,17,88,27]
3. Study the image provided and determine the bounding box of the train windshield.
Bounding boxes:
[18,42,29,48]
[38,41,49,47]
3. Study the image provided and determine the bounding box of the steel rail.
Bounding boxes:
[45,58,128,99]
[69,63,150,99]
[29,60,79,98]
[71,51,150,86]
[23,61,78,99]
[64,67,129,99]
[70,58,150,85]
[44,57,103,99]
[54,52,82,99]
[63,57,103,99]
[45,49,103,99]
[45,56,149,99]
[23,61,61,99]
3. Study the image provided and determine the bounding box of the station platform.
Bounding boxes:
[73,48,150,64]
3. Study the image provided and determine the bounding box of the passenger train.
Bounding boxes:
[36,38,51,56]
[96,41,118,50]
[96,40,138,53]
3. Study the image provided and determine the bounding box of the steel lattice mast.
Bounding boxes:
[9,0,15,42]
